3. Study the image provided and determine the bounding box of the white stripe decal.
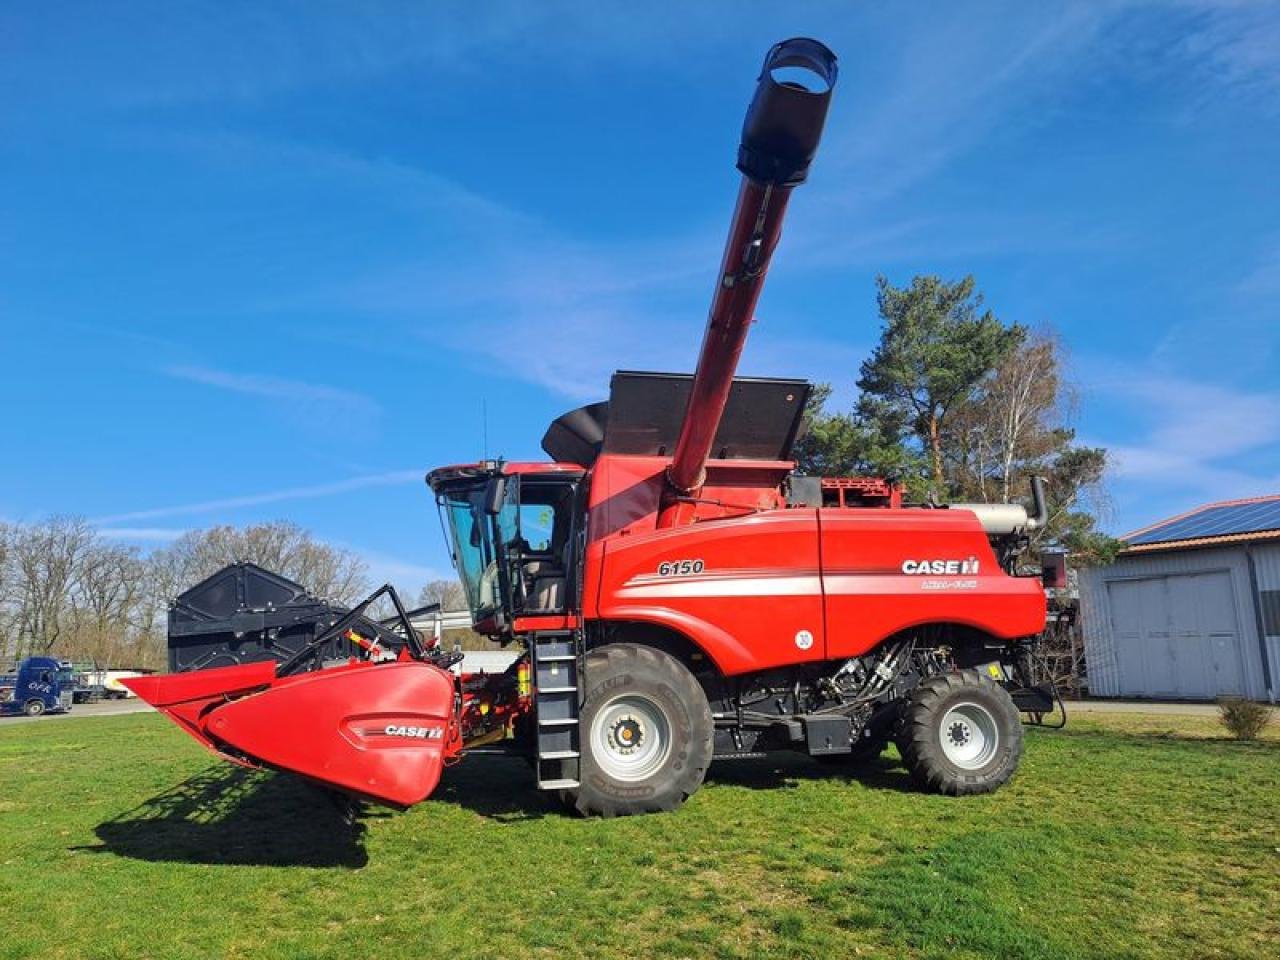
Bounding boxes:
[619,571,996,599]
[824,574,921,595]
[618,575,823,599]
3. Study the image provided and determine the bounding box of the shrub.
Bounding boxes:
[1217,698,1274,740]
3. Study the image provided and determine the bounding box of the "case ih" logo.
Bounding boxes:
[901,558,980,576]
[383,725,444,739]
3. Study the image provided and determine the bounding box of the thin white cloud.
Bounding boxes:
[1175,1,1280,110]
[4,3,752,111]
[1234,238,1280,298]
[1083,360,1280,501]
[163,363,380,417]
[151,130,530,234]
[93,470,423,524]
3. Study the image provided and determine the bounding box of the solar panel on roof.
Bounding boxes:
[1128,498,1280,545]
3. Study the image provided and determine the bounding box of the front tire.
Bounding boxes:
[23,699,46,717]
[896,670,1023,795]
[563,644,713,817]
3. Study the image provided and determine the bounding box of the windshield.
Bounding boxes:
[438,481,502,619]
[436,474,577,622]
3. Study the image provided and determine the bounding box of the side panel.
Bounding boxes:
[820,510,1046,659]
[593,510,826,674]
[586,454,790,542]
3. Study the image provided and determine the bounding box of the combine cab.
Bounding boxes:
[130,37,1061,817]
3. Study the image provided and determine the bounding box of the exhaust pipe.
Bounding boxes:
[658,39,838,527]
[953,476,1051,536]
[1028,475,1050,529]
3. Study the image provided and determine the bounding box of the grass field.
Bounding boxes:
[1,709,1276,960]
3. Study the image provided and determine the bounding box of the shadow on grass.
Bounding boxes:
[707,751,916,793]
[84,765,373,868]
[428,749,916,821]
[88,750,922,855]
[432,754,558,822]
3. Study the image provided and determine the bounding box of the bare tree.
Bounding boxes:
[0,518,381,668]
[946,332,1118,571]
[66,542,146,666]
[148,522,369,606]
[948,332,1065,501]
[0,522,15,660]
[418,579,467,611]
[8,517,98,657]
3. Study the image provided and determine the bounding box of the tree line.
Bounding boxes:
[0,519,371,668]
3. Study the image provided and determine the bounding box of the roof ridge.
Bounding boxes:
[1122,528,1280,553]
[1122,492,1280,541]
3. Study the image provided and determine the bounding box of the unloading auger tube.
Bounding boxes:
[657,38,838,527]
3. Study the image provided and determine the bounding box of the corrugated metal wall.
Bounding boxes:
[1248,542,1280,700]
[1081,544,1277,702]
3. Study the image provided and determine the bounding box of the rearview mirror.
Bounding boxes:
[483,475,508,515]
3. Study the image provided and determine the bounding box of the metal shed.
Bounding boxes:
[1081,495,1280,703]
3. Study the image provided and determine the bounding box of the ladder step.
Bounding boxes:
[537,778,580,790]
[540,750,580,760]
[536,654,577,662]
[538,717,578,727]
[538,686,577,694]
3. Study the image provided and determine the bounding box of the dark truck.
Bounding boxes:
[0,657,75,717]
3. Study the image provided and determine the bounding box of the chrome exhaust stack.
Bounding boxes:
[954,476,1050,536]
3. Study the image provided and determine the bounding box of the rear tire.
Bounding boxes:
[23,699,45,717]
[562,644,713,817]
[895,669,1022,796]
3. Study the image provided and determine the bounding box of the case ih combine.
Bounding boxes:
[127,38,1060,817]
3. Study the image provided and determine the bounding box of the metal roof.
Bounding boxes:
[1123,494,1280,549]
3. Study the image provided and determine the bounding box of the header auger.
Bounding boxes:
[127,38,1061,816]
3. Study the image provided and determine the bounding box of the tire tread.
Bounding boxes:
[563,643,713,818]
[895,669,1023,796]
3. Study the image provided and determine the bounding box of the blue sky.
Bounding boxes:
[3,2,1279,592]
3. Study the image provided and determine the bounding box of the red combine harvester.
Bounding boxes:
[127,38,1061,817]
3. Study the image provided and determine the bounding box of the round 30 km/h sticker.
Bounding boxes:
[794,629,814,650]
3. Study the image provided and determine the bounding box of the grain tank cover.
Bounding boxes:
[606,372,810,461]
[542,371,810,467]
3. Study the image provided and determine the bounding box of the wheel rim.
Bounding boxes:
[939,701,999,770]
[589,693,672,782]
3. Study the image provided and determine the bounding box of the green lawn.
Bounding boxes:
[1,710,1276,960]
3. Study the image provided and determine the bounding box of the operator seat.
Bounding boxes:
[522,555,566,613]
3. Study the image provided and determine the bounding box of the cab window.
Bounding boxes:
[519,504,556,552]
